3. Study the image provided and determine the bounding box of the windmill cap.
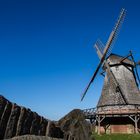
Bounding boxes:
[107,53,134,66]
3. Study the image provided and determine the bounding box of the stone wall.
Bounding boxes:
[0,95,64,140]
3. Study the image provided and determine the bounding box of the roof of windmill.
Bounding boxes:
[107,53,134,66]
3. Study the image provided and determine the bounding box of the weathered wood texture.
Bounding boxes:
[97,54,140,107]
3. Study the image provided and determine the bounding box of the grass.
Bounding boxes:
[92,133,140,140]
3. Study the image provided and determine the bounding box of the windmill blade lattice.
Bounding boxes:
[107,9,126,57]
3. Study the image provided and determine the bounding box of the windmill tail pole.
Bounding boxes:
[130,51,140,87]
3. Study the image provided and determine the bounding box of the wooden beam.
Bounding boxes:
[119,53,132,63]
[98,116,101,135]
[96,116,105,135]
[129,115,139,134]
[135,115,138,134]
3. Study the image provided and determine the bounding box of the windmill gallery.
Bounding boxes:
[82,9,140,135]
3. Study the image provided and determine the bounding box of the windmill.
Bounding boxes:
[81,8,140,101]
[82,9,140,134]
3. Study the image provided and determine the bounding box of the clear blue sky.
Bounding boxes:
[0,0,140,120]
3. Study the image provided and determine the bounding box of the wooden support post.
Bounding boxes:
[98,116,101,135]
[135,115,138,134]
[129,115,139,134]
[97,116,105,135]
[104,124,110,134]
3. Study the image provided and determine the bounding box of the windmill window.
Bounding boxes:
[116,86,120,92]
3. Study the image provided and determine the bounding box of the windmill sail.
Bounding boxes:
[81,9,126,101]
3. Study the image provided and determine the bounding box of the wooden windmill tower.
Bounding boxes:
[82,9,140,134]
